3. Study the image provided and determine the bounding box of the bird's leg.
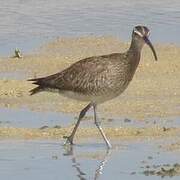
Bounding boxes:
[64,103,92,145]
[93,104,112,149]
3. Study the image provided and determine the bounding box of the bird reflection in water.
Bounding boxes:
[63,145,111,180]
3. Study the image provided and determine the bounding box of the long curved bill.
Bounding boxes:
[143,36,158,61]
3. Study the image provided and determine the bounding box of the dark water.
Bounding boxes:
[0,0,180,55]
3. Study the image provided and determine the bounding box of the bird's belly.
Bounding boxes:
[60,91,116,103]
[60,84,129,104]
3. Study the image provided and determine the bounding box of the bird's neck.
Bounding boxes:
[127,39,142,61]
[126,38,143,73]
[129,38,144,53]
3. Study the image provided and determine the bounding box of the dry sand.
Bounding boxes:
[0,36,179,146]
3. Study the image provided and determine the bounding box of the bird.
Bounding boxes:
[28,25,157,149]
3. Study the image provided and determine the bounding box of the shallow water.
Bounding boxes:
[0,139,179,180]
[0,108,74,128]
[0,107,179,129]
[0,0,180,55]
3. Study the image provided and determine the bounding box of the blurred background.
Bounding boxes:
[0,0,179,55]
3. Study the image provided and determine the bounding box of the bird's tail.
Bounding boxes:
[29,86,43,95]
[28,77,44,95]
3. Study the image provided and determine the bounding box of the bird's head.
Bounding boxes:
[132,26,157,61]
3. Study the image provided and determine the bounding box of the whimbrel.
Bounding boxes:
[28,26,157,149]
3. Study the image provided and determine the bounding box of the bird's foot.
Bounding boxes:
[63,135,74,145]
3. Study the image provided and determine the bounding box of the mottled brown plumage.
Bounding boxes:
[28,26,157,148]
[29,52,140,103]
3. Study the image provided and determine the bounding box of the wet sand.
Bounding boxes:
[0,126,180,145]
